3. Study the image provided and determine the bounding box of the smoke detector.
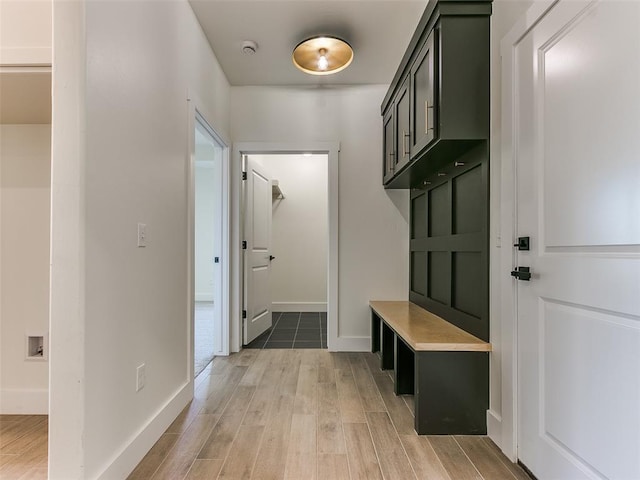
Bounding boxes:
[242,40,258,55]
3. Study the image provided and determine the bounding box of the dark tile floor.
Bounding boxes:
[245,312,327,349]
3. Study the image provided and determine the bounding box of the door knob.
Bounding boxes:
[510,267,531,281]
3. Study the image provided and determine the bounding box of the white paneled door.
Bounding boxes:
[243,157,273,344]
[514,1,640,478]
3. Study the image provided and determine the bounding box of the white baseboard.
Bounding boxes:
[487,409,503,448]
[96,381,193,480]
[0,388,48,414]
[329,336,370,352]
[0,47,52,66]
[272,302,327,312]
[195,293,214,302]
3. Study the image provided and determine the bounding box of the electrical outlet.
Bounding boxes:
[136,363,146,392]
[137,223,147,247]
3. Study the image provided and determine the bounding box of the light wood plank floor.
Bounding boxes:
[0,414,48,479]
[130,349,530,480]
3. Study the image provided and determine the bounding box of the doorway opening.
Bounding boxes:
[232,143,339,352]
[0,66,52,475]
[191,112,229,376]
[243,153,329,349]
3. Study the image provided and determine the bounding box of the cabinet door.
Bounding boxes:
[411,30,436,156]
[395,75,411,172]
[382,106,395,184]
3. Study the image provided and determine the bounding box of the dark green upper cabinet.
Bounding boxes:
[381,0,492,189]
[382,106,395,184]
[410,31,436,156]
[395,76,411,173]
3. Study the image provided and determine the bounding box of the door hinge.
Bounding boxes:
[242,240,247,250]
[242,171,247,180]
[242,310,247,319]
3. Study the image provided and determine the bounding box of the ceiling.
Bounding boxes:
[0,69,51,124]
[188,0,427,86]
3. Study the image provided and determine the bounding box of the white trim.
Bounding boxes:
[0,65,51,74]
[272,302,327,313]
[330,336,370,352]
[95,382,192,480]
[0,389,49,414]
[195,293,215,302]
[498,0,558,462]
[232,142,340,353]
[487,409,503,447]
[187,93,232,371]
[49,2,87,475]
[0,47,52,66]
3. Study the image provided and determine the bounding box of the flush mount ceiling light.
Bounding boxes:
[292,36,354,76]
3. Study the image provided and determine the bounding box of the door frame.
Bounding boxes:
[231,142,340,352]
[497,0,558,462]
[187,97,231,381]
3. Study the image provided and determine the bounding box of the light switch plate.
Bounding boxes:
[137,223,147,247]
[136,363,146,392]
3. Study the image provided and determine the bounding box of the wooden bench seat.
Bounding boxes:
[370,301,492,352]
[370,300,491,435]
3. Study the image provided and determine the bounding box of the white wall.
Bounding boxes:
[195,165,216,301]
[488,0,535,453]
[50,0,230,478]
[0,124,51,414]
[231,86,409,346]
[0,0,51,65]
[251,154,328,312]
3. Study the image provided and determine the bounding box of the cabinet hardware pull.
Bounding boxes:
[402,131,410,157]
[425,101,434,133]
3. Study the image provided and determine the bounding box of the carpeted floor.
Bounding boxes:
[194,301,215,377]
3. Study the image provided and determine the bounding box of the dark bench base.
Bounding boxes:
[372,310,489,435]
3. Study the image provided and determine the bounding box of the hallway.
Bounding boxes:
[128,349,529,480]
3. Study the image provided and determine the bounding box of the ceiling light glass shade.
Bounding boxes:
[292,36,354,76]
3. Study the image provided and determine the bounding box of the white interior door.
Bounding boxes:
[514,1,640,478]
[244,156,273,344]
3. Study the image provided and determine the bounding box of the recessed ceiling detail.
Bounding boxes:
[292,36,353,76]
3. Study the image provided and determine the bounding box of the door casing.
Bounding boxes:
[497,0,559,461]
[231,142,340,352]
[187,98,231,380]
